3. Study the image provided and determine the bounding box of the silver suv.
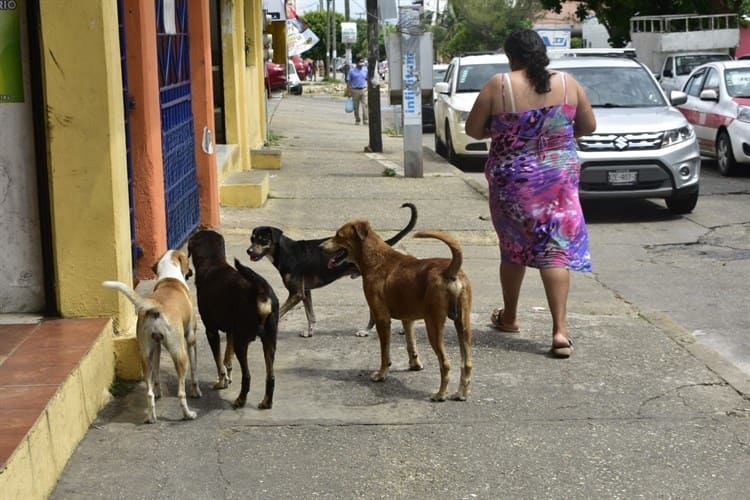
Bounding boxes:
[549,56,701,214]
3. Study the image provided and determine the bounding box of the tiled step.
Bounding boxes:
[0,318,114,499]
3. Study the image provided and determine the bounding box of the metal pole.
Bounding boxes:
[400,6,423,178]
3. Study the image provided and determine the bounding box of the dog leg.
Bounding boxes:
[258,332,277,409]
[424,315,450,402]
[402,320,424,371]
[152,342,162,399]
[165,336,197,420]
[451,294,473,401]
[278,292,303,318]
[300,288,316,337]
[186,322,202,398]
[372,318,393,382]
[231,334,250,409]
[356,315,375,337]
[206,328,230,389]
[142,347,158,423]
[223,332,234,385]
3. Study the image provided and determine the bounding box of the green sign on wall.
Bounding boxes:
[0,0,23,103]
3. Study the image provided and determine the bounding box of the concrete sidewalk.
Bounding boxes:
[51,91,750,499]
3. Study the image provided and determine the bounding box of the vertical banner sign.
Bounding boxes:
[402,47,419,124]
[163,0,177,35]
[0,0,23,103]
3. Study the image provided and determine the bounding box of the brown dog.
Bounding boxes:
[187,229,279,409]
[103,250,200,423]
[322,221,473,401]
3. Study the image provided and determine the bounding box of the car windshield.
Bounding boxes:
[433,67,447,83]
[564,67,666,107]
[456,63,509,92]
[724,68,750,97]
[675,54,732,75]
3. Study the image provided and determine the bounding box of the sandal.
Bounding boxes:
[550,338,573,358]
[490,308,520,333]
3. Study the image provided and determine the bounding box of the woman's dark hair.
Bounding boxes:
[503,29,551,94]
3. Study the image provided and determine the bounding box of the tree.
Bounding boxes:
[437,0,541,58]
[539,0,744,47]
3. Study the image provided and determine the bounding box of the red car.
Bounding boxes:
[290,55,308,80]
[265,60,286,91]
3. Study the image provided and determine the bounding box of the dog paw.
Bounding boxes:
[450,391,467,402]
[370,371,387,382]
[183,409,197,420]
[213,378,229,390]
[299,331,313,338]
[430,392,447,402]
[257,399,272,410]
[189,385,202,398]
[233,397,247,409]
[355,329,370,337]
[408,358,424,371]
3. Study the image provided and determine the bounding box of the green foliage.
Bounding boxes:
[436,0,539,59]
[539,0,743,47]
[298,11,387,64]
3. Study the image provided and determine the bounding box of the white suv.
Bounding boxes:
[433,53,509,164]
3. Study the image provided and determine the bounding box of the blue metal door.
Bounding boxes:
[156,0,200,249]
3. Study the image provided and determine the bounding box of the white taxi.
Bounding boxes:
[677,60,750,176]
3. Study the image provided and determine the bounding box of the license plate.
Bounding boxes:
[608,170,638,185]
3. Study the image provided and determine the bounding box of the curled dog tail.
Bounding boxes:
[102,281,150,313]
[384,202,418,246]
[412,231,463,278]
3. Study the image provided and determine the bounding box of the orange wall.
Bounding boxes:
[124,0,167,279]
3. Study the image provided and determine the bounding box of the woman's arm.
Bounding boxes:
[466,76,499,139]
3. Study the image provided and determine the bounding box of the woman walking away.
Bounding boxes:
[465,29,596,358]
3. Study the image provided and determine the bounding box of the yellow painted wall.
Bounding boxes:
[38,0,134,333]
[245,0,267,146]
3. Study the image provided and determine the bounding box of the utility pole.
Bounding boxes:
[366,0,382,152]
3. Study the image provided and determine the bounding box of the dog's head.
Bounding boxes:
[187,229,227,270]
[320,220,371,270]
[247,226,279,262]
[152,249,193,283]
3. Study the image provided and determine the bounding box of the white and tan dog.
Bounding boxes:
[103,250,201,423]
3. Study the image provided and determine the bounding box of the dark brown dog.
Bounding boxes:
[187,229,279,409]
[321,221,473,401]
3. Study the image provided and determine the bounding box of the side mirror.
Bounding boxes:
[434,81,450,95]
[670,90,688,106]
[699,89,719,102]
[663,69,673,78]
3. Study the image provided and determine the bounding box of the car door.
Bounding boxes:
[692,67,724,153]
[680,67,712,154]
[434,60,456,143]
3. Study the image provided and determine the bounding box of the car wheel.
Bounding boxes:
[665,188,698,214]
[446,125,458,165]
[434,128,447,157]
[716,131,738,176]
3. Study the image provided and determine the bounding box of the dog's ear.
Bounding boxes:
[185,267,193,281]
[176,251,191,277]
[354,221,369,240]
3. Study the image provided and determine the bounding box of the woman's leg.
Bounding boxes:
[539,267,571,348]
[498,262,525,329]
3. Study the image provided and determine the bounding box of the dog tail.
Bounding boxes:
[102,281,151,313]
[412,231,465,321]
[412,231,463,278]
[384,202,418,246]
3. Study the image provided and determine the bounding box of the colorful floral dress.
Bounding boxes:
[485,73,591,271]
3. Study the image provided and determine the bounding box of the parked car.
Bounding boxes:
[549,55,701,213]
[658,52,733,93]
[422,63,449,131]
[265,60,286,91]
[290,54,308,80]
[287,60,303,95]
[433,53,510,163]
[676,60,750,176]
